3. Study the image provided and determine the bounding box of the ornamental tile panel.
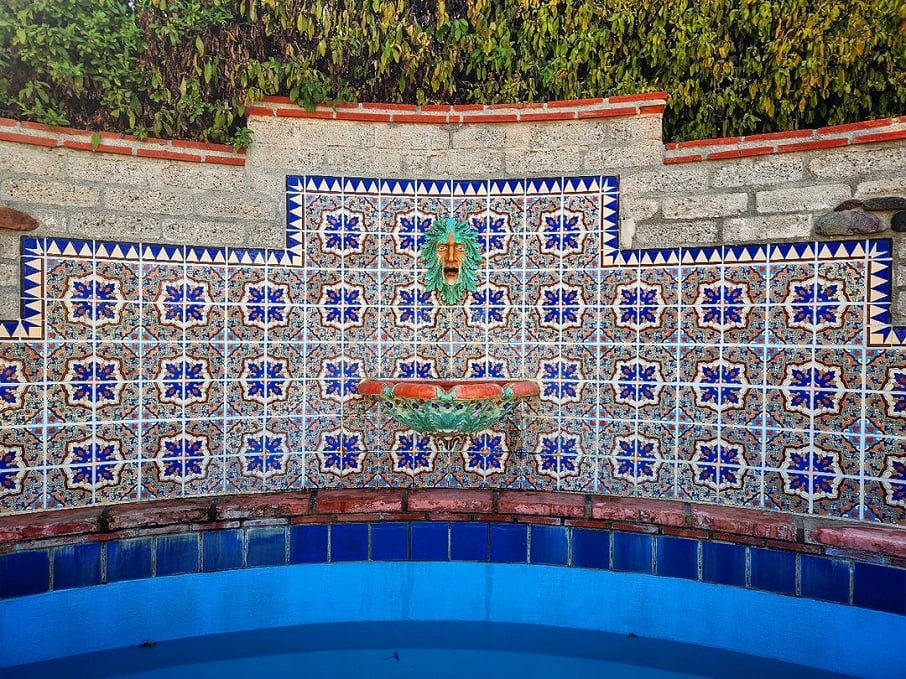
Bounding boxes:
[1,174,905,523]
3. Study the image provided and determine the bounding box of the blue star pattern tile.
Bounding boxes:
[0,176,904,524]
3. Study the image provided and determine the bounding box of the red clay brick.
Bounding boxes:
[677,136,743,149]
[711,531,766,547]
[515,516,563,526]
[391,113,451,124]
[459,113,519,123]
[363,102,417,111]
[315,489,404,515]
[0,508,101,542]
[171,139,236,153]
[577,106,638,119]
[106,499,211,531]
[546,97,605,108]
[204,155,246,166]
[274,108,334,120]
[807,525,906,559]
[497,490,585,518]
[244,105,276,117]
[706,146,775,160]
[136,148,203,162]
[638,105,666,114]
[487,102,544,110]
[0,131,58,147]
[852,129,906,145]
[660,526,710,540]
[608,91,669,104]
[518,111,577,122]
[818,118,894,135]
[214,493,310,521]
[776,138,849,153]
[408,489,494,514]
[448,104,485,112]
[663,154,703,164]
[591,497,687,527]
[62,140,134,155]
[743,129,814,143]
[0,118,16,127]
[261,95,293,104]
[564,519,611,530]
[612,522,660,534]
[334,111,393,122]
[691,505,797,541]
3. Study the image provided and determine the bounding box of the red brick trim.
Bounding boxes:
[2,490,904,565]
[0,117,246,165]
[665,116,906,164]
[250,93,669,124]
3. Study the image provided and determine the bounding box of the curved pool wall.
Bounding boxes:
[2,491,906,677]
[4,563,900,678]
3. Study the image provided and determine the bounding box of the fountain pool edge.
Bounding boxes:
[1,561,903,677]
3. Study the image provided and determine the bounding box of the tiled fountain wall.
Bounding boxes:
[1,95,905,524]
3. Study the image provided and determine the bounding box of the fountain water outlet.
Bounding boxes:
[356,379,540,453]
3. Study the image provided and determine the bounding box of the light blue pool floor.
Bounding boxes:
[9,622,854,679]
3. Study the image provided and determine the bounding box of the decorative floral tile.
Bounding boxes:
[0,426,43,513]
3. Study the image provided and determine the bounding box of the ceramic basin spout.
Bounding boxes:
[357,379,540,435]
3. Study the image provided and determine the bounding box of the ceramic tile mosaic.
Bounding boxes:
[1,175,906,523]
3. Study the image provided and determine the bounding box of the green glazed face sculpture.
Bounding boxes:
[420,217,481,304]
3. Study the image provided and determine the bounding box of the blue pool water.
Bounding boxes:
[2,562,901,678]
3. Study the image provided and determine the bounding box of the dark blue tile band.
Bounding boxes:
[451,522,488,561]
[702,541,746,587]
[613,532,653,574]
[0,551,49,598]
[750,548,796,595]
[656,536,698,580]
[52,543,102,590]
[202,530,243,572]
[107,538,153,583]
[571,528,610,569]
[246,527,286,568]
[854,562,906,615]
[530,525,568,566]
[800,554,850,605]
[371,523,409,561]
[411,522,448,561]
[331,523,368,562]
[156,534,199,577]
[289,525,328,564]
[490,524,528,563]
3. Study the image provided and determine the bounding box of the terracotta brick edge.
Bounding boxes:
[664,116,906,163]
[249,92,668,124]
[2,490,905,566]
[0,118,246,165]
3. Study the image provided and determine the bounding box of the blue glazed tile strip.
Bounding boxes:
[246,527,286,568]
[702,541,746,587]
[655,536,698,581]
[52,543,102,590]
[155,534,199,577]
[371,523,409,561]
[289,525,328,564]
[1,525,906,618]
[106,538,153,583]
[331,524,368,562]
[490,523,528,563]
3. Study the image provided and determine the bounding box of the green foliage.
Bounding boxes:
[0,0,904,142]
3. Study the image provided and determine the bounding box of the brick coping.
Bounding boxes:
[1,94,903,165]
[1,490,904,566]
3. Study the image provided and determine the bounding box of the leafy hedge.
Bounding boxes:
[1,0,904,145]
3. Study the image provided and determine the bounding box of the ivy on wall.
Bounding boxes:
[1,0,904,145]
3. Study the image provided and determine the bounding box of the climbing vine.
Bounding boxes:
[0,0,903,144]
